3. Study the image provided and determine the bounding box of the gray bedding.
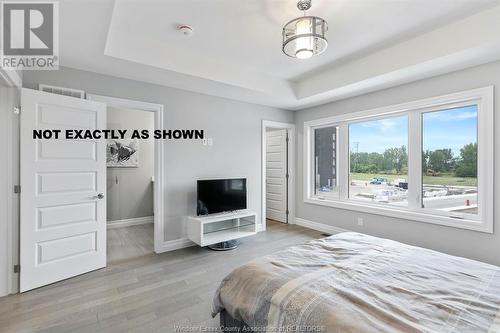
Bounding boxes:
[212,232,500,332]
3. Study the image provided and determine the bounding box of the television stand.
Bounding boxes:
[187,211,257,250]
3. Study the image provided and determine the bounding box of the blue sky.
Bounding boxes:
[349,105,477,156]
[422,105,477,155]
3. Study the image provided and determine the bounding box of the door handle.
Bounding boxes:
[96,193,105,199]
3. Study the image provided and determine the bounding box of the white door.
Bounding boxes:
[266,129,288,223]
[20,88,107,292]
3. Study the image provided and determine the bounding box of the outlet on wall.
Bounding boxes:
[357,217,364,226]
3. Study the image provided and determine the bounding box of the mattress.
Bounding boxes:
[212,232,500,332]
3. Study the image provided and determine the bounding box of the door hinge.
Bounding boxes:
[14,106,20,115]
[286,210,289,215]
[14,185,21,194]
[286,174,289,179]
[14,265,20,273]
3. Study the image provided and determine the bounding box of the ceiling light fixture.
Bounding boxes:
[282,0,328,60]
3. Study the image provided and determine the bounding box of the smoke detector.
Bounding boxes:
[177,25,194,36]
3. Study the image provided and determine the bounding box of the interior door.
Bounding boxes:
[266,129,288,223]
[20,88,106,292]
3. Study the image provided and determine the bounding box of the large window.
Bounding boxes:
[304,87,493,233]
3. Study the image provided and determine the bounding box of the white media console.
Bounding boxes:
[187,210,257,247]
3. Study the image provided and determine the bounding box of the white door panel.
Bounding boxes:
[266,152,284,162]
[38,140,97,160]
[36,104,97,129]
[37,202,97,229]
[266,136,282,146]
[266,177,284,185]
[266,199,284,210]
[266,193,282,201]
[266,162,283,170]
[266,168,283,179]
[266,183,283,192]
[20,88,106,292]
[265,129,287,223]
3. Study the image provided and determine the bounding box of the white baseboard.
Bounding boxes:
[107,216,154,229]
[294,217,351,235]
[156,238,196,253]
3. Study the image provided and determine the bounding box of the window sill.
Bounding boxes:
[304,197,492,233]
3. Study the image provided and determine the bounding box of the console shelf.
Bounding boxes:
[187,211,257,247]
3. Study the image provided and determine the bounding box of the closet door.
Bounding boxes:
[266,129,288,223]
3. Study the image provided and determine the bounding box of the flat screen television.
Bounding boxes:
[197,178,247,215]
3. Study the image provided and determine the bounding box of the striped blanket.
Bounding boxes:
[212,232,500,332]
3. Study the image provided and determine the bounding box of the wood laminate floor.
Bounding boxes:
[107,224,154,263]
[0,221,322,333]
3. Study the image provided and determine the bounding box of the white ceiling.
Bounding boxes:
[59,0,500,110]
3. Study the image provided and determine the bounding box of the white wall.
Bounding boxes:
[295,60,500,266]
[106,107,154,222]
[23,67,294,242]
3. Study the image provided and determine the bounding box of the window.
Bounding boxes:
[304,87,493,233]
[422,106,478,216]
[313,126,339,199]
[349,116,408,206]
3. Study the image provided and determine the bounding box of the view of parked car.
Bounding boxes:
[369,177,388,185]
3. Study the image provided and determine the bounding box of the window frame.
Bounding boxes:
[303,87,494,233]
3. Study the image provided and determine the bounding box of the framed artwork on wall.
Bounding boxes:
[106,139,139,167]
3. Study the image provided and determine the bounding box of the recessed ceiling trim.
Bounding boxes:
[58,0,500,110]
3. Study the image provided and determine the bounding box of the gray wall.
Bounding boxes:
[23,67,294,241]
[295,60,500,266]
[22,62,499,264]
[106,107,154,222]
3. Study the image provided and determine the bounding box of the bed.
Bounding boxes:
[212,232,500,332]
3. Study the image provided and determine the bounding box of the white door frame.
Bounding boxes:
[0,84,20,297]
[1,69,20,296]
[262,120,295,231]
[87,94,165,253]
[0,68,22,88]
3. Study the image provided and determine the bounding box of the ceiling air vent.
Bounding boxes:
[38,84,86,99]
